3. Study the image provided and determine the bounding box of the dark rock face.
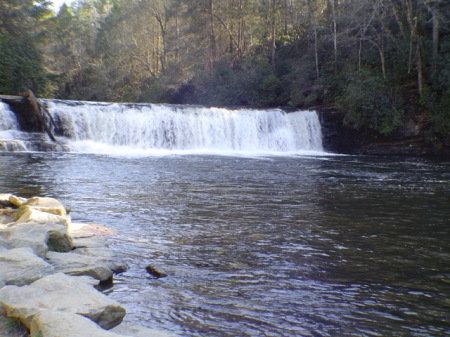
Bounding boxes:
[318,108,444,156]
[319,109,363,154]
[3,98,42,133]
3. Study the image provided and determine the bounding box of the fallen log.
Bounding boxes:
[0,95,22,102]
[20,90,57,142]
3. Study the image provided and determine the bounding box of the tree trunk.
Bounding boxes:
[12,90,57,142]
[404,0,424,96]
[270,0,278,68]
[332,0,337,71]
[208,0,217,74]
[416,39,424,94]
[308,0,319,80]
[175,11,179,62]
[428,3,440,72]
[379,45,387,80]
[390,0,408,40]
[380,9,387,80]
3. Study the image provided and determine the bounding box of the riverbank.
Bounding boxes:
[319,108,450,157]
[0,194,176,337]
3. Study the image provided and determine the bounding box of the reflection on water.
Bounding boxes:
[1,153,449,336]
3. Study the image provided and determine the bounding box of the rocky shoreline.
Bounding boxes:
[0,194,176,337]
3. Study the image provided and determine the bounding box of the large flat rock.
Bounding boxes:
[69,222,117,238]
[0,273,126,329]
[0,247,54,285]
[46,251,114,282]
[30,310,126,337]
[70,224,128,273]
[72,246,129,274]
[1,221,73,257]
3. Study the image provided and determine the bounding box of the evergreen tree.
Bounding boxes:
[0,0,53,96]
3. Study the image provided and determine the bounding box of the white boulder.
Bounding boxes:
[0,247,54,285]
[72,247,129,274]
[8,195,27,208]
[15,207,69,226]
[46,251,114,282]
[0,194,12,202]
[22,197,68,216]
[30,310,127,337]
[0,273,126,330]
[2,222,72,257]
[69,222,117,238]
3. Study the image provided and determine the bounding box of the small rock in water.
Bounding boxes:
[145,265,168,278]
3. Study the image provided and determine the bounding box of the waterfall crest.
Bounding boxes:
[46,101,324,155]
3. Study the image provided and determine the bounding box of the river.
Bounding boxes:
[0,152,449,336]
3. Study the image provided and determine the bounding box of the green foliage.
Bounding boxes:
[337,70,403,135]
[209,58,243,105]
[258,74,283,105]
[287,65,322,107]
[0,0,53,96]
[194,56,285,107]
[0,34,52,96]
[0,316,27,334]
[140,80,175,103]
[422,83,450,142]
[421,35,450,141]
[47,239,67,252]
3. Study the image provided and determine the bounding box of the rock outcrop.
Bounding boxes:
[319,108,438,155]
[0,194,177,337]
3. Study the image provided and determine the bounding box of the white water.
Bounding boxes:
[0,102,20,131]
[46,100,325,156]
[1,99,325,155]
[0,102,28,151]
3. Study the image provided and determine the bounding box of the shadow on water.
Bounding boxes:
[0,152,61,197]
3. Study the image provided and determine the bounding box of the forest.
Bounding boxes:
[0,0,449,146]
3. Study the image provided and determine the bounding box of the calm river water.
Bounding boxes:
[0,153,449,336]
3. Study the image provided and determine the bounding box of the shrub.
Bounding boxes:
[337,70,403,135]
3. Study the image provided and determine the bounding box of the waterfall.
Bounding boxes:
[0,102,28,151]
[0,102,20,131]
[1,99,325,155]
[46,100,324,155]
